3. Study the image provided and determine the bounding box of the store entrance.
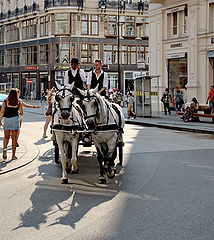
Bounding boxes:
[22,72,37,100]
[168,57,188,100]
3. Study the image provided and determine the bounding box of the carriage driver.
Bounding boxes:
[87,59,108,96]
[64,57,86,89]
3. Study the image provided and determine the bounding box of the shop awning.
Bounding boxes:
[166,52,187,59]
[208,50,214,58]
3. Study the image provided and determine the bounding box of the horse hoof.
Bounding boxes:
[116,163,122,174]
[61,179,68,184]
[98,178,107,184]
[107,169,116,179]
[66,168,71,174]
[72,168,79,174]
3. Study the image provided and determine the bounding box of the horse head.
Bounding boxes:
[77,85,106,128]
[54,82,75,122]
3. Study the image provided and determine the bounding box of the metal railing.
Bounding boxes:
[0,4,40,20]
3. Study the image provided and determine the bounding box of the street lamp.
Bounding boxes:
[99,1,149,91]
[117,0,126,91]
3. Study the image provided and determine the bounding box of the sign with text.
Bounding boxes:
[24,66,38,71]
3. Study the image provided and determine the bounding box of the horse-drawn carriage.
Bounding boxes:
[51,82,125,185]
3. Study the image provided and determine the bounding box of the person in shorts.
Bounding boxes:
[43,89,55,138]
[0,89,23,160]
[206,85,214,114]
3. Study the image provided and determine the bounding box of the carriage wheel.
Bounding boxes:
[54,142,60,164]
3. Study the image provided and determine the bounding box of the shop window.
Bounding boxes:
[108,74,118,89]
[0,50,4,66]
[13,73,19,89]
[81,43,99,64]
[55,14,70,35]
[168,57,188,96]
[81,15,99,35]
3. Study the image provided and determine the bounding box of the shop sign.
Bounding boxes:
[166,52,186,59]
[24,66,38,71]
[171,43,182,48]
[211,38,214,44]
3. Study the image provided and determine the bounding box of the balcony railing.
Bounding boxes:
[0,3,40,20]
[44,0,84,8]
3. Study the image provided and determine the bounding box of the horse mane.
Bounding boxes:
[95,93,108,124]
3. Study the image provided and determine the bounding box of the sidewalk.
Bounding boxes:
[0,135,40,175]
[123,108,214,135]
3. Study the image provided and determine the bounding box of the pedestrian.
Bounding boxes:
[161,88,172,115]
[64,57,86,92]
[0,89,23,160]
[174,90,184,113]
[41,90,46,104]
[127,92,136,119]
[182,97,199,122]
[87,59,108,96]
[16,89,41,146]
[43,89,55,138]
[30,90,34,101]
[206,85,214,114]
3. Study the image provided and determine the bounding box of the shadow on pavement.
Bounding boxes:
[14,148,120,230]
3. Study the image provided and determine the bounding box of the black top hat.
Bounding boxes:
[70,58,79,64]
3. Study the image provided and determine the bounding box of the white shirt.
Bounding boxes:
[87,70,108,89]
[127,96,135,104]
[64,68,86,86]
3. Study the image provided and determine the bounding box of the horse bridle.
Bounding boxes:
[55,88,74,112]
[81,92,100,120]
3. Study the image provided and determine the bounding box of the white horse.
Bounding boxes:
[52,82,85,184]
[78,86,125,184]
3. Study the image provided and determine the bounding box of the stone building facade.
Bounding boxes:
[149,0,214,104]
[0,0,149,98]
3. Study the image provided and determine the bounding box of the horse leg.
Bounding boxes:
[97,150,107,184]
[106,144,117,179]
[56,136,69,184]
[64,141,71,174]
[71,136,79,174]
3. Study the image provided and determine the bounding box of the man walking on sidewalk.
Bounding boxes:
[161,88,172,115]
